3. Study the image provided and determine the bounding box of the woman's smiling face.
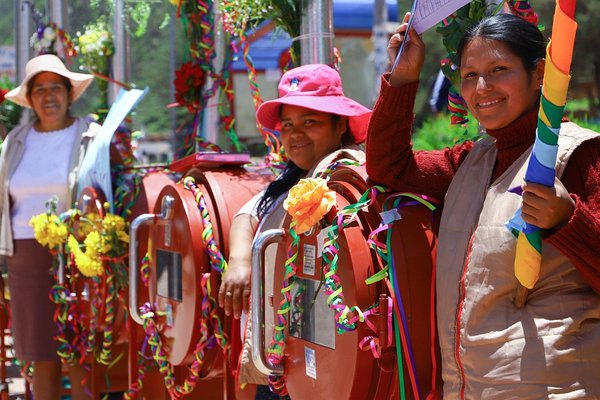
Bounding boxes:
[279,105,346,171]
[460,38,543,130]
[27,72,72,129]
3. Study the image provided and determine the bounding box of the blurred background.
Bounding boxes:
[0,1,598,159]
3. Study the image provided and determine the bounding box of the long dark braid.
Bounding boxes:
[256,160,305,219]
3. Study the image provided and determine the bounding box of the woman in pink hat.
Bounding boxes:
[0,54,96,399]
[217,63,370,398]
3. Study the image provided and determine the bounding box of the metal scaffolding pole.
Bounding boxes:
[111,0,130,103]
[371,0,389,103]
[48,0,68,60]
[169,8,178,146]
[203,4,225,148]
[15,0,32,83]
[47,0,67,30]
[299,0,334,66]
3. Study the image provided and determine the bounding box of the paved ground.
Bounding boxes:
[1,332,28,400]
[4,361,28,400]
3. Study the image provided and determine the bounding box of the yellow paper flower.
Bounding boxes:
[283,177,336,234]
[68,235,103,277]
[67,212,129,277]
[29,213,68,249]
[31,204,129,278]
[101,214,129,252]
[78,212,99,237]
[84,231,102,254]
[103,214,127,234]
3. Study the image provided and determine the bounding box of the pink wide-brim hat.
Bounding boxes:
[256,64,371,144]
[5,54,94,108]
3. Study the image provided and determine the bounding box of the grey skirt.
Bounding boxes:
[7,239,59,361]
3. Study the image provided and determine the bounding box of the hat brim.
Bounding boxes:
[5,67,94,109]
[256,95,371,144]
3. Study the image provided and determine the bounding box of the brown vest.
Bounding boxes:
[436,123,600,399]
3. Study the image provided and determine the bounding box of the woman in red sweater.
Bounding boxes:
[367,12,600,399]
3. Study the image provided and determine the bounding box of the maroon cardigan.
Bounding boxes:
[366,74,600,293]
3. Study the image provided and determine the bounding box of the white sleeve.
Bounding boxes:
[234,190,265,219]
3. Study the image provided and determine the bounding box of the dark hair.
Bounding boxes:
[457,13,545,72]
[256,113,352,218]
[256,161,304,218]
[332,114,355,147]
[26,73,73,98]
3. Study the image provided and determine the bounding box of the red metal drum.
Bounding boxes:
[126,169,178,310]
[257,165,440,399]
[383,190,442,399]
[78,186,107,217]
[56,186,132,396]
[127,171,177,225]
[72,173,178,397]
[73,186,129,344]
[141,166,271,381]
[125,170,178,399]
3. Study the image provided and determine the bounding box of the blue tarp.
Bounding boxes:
[334,0,399,30]
[231,0,399,71]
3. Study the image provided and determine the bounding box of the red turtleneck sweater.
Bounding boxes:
[366,76,600,292]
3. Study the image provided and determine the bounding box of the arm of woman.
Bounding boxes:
[525,139,600,293]
[218,213,258,319]
[0,129,13,255]
[366,13,474,200]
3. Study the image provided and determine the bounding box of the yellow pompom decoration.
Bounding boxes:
[68,234,103,277]
[283,177,336,234]
[29,213,69,249]
[31,202,129,278]
[69,214,129,277]
[70,212,129,277]
[78,212,99,237]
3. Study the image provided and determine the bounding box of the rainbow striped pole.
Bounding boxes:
[509,0,577,307]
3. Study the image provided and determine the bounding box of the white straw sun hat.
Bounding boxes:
[5,54,94,108]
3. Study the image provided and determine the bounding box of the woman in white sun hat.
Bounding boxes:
[0,54,97,400]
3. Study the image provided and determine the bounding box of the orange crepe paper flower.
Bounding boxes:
[283,177,336,234]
